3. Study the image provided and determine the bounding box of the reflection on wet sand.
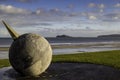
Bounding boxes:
[1,42,120,58]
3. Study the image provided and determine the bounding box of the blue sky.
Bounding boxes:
[0,0,120,37]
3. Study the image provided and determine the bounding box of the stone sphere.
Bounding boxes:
[9,33,52,76]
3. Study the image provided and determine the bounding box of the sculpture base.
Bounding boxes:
[0,63,120,80]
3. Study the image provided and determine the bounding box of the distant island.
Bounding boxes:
[56,35,73,38]
[56,34,120,38]
[1,34,120,39]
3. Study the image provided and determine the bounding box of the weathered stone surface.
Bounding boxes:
[9,33,52,76]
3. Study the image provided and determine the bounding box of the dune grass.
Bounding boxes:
[1,50,120,69]
[0,59,10,68]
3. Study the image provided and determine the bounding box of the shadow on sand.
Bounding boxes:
[0,63,120,80]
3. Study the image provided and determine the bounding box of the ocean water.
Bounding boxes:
[0,37,120,59]
[1,37,120,46]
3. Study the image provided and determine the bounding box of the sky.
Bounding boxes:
[0,0,120,37]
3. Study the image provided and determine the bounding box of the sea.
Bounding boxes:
[0,37,120,59]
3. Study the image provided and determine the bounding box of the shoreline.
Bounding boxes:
[0,42,120,56]
[1,41,120,50]
[0,41,120,59]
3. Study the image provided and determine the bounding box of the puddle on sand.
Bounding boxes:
[0,67,20,80]
[0,67,53,80]
[0,67,48,80]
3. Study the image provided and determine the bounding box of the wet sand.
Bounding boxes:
[1,42,120,56]
[0,47,9,51]
[0,63,120,80]
[1,42,120,50]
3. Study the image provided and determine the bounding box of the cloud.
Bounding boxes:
[86,12,98,20]
[35,8,46,15]
[0,0,6,2]
[97,4,105,13]
[68,4,75,9]
[1,1,120,37]
[88,3,105,13]
[88,3,96,8]
[16,0,32,3]
[0,29,9,37]
[39,23,53,26]
[0,0,38,3]
[103,13,120,20]
[0,4,78,30]
[33,8,71,18]
[49,8,64,16]
[68,12,78,17]
[113,16,119,20]
[98,4,105,9]
[103,12,120,17]
[114,3,120,7]
[88,3,105,9]
[99,9,104,13]
[34,8,62,16]
[0,4,31,14]
[49,8,60,13]
[0,4,78,21]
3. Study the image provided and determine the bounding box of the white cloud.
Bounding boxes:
[0,28,10,37]
[16,0,30,2]
[34,8,67,17]
[88,3,106,13]
[88,3,96,8]
[16,0,39,3]
[0,0,38,3]
[0,4,31,14]
[88,15,97,20]
[49,8,60,12]
[103,13,120,22]
[99,9,104,13]
[1,3,120,37]
[113,16,119,20]
[68,4,74,9]
[98,4,105,9]
[114,3,120,7]
[36,9,41,15]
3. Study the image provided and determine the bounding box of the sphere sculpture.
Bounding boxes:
[2,21,52,76]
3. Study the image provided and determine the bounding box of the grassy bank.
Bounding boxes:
[0,59,10,68]
[53,50,120,69]
[1,50,120,69]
